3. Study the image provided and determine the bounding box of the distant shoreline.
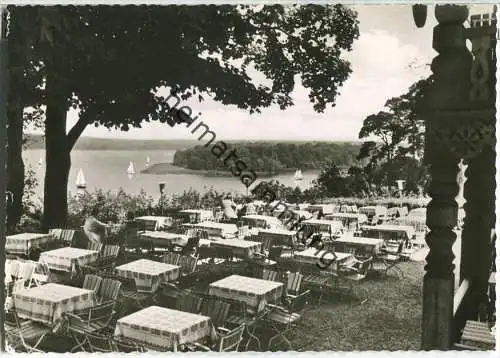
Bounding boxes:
[142,162,299,177]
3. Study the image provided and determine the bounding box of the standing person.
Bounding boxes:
[83,209,108,246]
[222,194,238,223]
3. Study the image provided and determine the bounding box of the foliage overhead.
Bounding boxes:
[9,4,360,146]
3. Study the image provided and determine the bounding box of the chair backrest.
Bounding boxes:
[179,255,198,274]
[262,269,279,282]
[198,230,209,240]
[31,262,51,286]
[200,299,231,327]
[83,274,103,294]
[269,246,283,260]
[88,241,103,252]
[289,289,310,313]
[358,257,373,276]
[286,272,303,295]
[176,293,203,313]
[61,229,76,246]
[261,236,273,252]
[216,324,245,352]
[186,235,201,251]
[101,245,120,258]
[98,278,122,302]
[162,252,181,266]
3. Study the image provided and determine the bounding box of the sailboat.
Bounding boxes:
[37,155,43,168]
[145,156,151,168]
[76,168,86,192]
[294,169,303,181]
[127,161,135,180]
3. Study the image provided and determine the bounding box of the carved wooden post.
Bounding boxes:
[459,10,497,324]
[421,5,470,350]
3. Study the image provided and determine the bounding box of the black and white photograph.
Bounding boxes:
[0,1,497,353]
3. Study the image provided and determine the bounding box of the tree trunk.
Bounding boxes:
[42,76,70,231]
[6,104,25,233]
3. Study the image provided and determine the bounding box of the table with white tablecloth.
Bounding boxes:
[210,239,262,258]
[114,306,214,351]
[6,233,56,256]
[39,247,99,276]
[139,231,189,247]
[293,248,354,271]
[329,236,384,256]
[135,216,172,230]
[13,283,96,326]
[115,259,180,292]
[208,275,283,311]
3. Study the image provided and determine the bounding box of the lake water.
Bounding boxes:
[24,149,319,199]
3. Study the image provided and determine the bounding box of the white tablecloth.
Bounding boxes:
[115,259,180,292]
[294,248,354,268]
[6,233,55,255]
[140,231,189,247]
[114,306,213,350]
[210,239,262,258]
[209,275,283,310]
[39,247,99,274]
[13,283,95,326]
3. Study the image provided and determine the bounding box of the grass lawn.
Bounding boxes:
[264,260,425,351]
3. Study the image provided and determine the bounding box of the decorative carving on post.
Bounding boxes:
[420,4,470,350]
[459,9,497,324]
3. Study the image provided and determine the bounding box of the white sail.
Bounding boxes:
[76,169,86,188]
[127,161,136,175]
[38,155,43,167]
[294,169,303,181]
[145,156,151,168]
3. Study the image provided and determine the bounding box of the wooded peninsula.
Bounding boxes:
[169,142,362,175]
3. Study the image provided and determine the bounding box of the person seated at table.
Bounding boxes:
[83,215,108,245]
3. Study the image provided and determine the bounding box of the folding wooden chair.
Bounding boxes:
[87,241,103,252]
[379,241,404,279]
[266,290,310,350]
[186,324,245,352]
[82,274,103,294]
[61,229,76,247]
[161,252,181,266]
[97,278,122,306]
[262,269,279,282]
[5,307,50,353]
[200,299,231,332]
[30,262,52,287]
[177,254,200,288]
[338,256,373,303]
[176,292,203,313]
[64,300,116,352]
[284,271,304,298]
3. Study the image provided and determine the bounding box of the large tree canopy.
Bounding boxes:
[8,5,359,229]
[356,77,431,193]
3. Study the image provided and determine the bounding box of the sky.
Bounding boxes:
[35,4,494,142]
